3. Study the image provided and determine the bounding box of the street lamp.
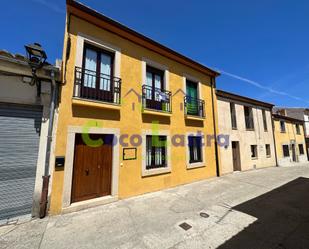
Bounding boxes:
[25,43,47,85]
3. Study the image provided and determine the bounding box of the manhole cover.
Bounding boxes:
[179,222,192,231]
[200,212,209,218]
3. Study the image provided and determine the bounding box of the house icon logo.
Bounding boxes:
[123,88,143,111]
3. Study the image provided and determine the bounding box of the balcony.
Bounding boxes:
[73,66,121,106]
[184,96,205,119]
[142,85,172,114]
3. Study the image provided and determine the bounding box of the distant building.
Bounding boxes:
[216,90,276,174]
[274,107,309,158]
[272,114,308,166]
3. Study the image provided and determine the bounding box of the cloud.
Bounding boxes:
[216,69,309,104]
[31,0,64,14]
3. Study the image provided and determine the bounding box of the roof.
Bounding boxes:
[0,49,59,70]
[216,90,274,109]
[0,49,61,81]
[66,0,220,78]
[272,114,304,124]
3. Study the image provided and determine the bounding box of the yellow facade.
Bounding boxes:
[49,5,219,214]
[273,116,307,166]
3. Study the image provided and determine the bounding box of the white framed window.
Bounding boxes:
[186,132,206,169]
[142,58,169,90]
[142,130,171,176]
[75,33,121,78]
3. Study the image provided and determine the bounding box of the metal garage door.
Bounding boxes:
[0,103,42,222]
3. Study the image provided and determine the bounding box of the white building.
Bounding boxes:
[216,90,277,175]
[0,50,60,224]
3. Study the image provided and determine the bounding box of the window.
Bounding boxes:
[262,110,268,131]
[80,44,116,102]
[266,144,271,157]
[244,106,254,130]
[146,135,167,169]
[251,145,258,159]
[299,144,304,155]
[230,103,237,129]
[188,136,203,163]
[280,121,286,133]
[144,65,171,111]
[186,80,199,116]
[296,124,301,135]
[283,145,290,157]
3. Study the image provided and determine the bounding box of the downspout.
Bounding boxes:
[39,70,58,218]
[210,77,220,177]
[271,112,278,166]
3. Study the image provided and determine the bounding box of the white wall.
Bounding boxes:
[0,74,51,217]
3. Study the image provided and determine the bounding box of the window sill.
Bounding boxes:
[251,157,258,160]
[142,108,172,117]
[246,128,255,131]
[280,131,286,133]
[187,162,205,169]
[232,127,238,130]
[266,155,271,158]
[185,115,205,121]
[72,97,121,110]
[142,167,171,177]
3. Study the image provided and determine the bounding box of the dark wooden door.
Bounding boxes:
[71,134,113,203]
[232,141,241,171]
[291,144,297,162]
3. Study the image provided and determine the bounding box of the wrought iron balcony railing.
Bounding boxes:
[73,66,121,105]
[142,85,172,113]
[184,96,205,118]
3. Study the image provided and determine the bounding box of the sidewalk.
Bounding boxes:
[1,165,309,249]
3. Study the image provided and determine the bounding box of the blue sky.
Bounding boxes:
[2,0,309,107]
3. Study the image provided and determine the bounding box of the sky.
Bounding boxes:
[1,0,309,107]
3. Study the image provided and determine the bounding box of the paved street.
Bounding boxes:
[1,165,309,249]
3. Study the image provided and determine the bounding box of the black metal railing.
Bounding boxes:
[142,85,172,113]
[184,96,205,118]
[73,66,121,104]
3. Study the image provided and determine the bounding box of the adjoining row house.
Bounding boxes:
[216,90,277,174]
[273,107,309,158]
[48,0,220,214]
[273,114,307,166]
[0,49,60,223]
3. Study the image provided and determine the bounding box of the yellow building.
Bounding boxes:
[49,0,220,214]
[273,114,308,166]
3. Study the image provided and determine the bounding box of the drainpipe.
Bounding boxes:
[210,77,220,177]
[39,70,58,218]
[271,112,278,166]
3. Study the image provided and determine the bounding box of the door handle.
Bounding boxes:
[98,164,101,169]
[85,169,89,176]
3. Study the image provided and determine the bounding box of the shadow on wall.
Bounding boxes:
[72,105,120,121]
[218,177,309,249]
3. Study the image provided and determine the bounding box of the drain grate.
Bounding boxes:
[179,222,192,231]
[200,212,210,218]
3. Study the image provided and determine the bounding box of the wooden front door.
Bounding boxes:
[71,134,113,203]
[232,141,241,171]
